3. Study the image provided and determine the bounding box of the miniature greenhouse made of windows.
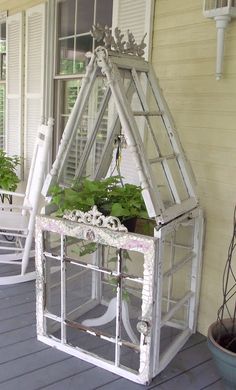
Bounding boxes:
[36,27,204,385]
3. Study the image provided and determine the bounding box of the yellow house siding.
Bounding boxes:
[0,0,45,14]
[153,0,236,334]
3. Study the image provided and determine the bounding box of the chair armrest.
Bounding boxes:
[0,189,25,197]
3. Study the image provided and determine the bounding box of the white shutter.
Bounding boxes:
[112,0,154,61]
[111,0,154,184]
[25,3,46,174]
[6,13,23,171]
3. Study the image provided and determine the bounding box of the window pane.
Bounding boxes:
[58,79,82,137]
[63,80,82,117]
[0,22,6,81]
[76,0,94,34]
[0,23,5,40]
[1,53,6,80]
[58,36,92,75]
[59,37,75,74]
[0,22,6,53]
[58,0,76,37]
[96,0,113,26]
[75,35,92,72]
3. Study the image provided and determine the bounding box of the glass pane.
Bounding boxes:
[61,99,88,183]
[65,237,99,266]
[61,76,110,184]
[59,37,75,74]
[160,220,195,327]
[0,22,6,41]
[120,345,140,372]
[120,280,142,340]
[0,23,6,82]
[1,53,6,80]
[58,0,76,37]
[59,36,91,75]
[66,261,94,313]
[57,79,82,158]
[147,115,173,156]
[159,323,186,357]
[76,0,94,34]
[46,318,61,340]
[168,159,189,202]
[120,69,144,111]
[161,223,194,276]
[66,323,116,361]
[96,0,113,27]
[43,230,61,255]
[63,79,82,117]
[150,162,175,207]
[162,260,192,307]
[175,220,194,249]
[75,35,93,72]
[64,125,88,182]
[138,74,174,157]
[44,256,61,317]
[64,245,117,344]
[89,79,113,174]
[58,242,144,365]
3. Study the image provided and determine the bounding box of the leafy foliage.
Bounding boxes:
[50,178,150,302]
[0,150,21,191]
[50,176,148,222]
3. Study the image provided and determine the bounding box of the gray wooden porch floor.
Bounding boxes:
[0,267,224,390]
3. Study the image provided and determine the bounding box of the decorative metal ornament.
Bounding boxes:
[63,205,128,232]
[91,24,147,57]
[137,320,150,336]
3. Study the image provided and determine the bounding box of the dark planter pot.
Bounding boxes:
[207,319,236,390]
[123,217,156,236]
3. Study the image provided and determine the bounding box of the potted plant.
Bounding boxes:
[0,150,21,203]
[49,176,155,235]
[207,206,236,389]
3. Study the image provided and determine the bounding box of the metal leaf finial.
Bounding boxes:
[63,206,128,232]
[91,24,147,57]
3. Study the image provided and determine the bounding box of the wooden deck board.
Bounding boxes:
[0,269,224,390]
[0,324,36,347]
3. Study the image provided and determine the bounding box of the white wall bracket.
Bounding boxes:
[203,0,236,80]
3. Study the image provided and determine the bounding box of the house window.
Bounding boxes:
[0,21,6,150]
[56,0,113,75]
[54,0,113,176]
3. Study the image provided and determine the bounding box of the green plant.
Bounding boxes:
[50,176,148,222]
[50,177,150,303]
[0,150,21,191]
[50,176,150,260]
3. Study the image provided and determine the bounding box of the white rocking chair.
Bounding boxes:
[0,118,53,285]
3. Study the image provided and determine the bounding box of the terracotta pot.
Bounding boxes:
[208,319,236,389]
